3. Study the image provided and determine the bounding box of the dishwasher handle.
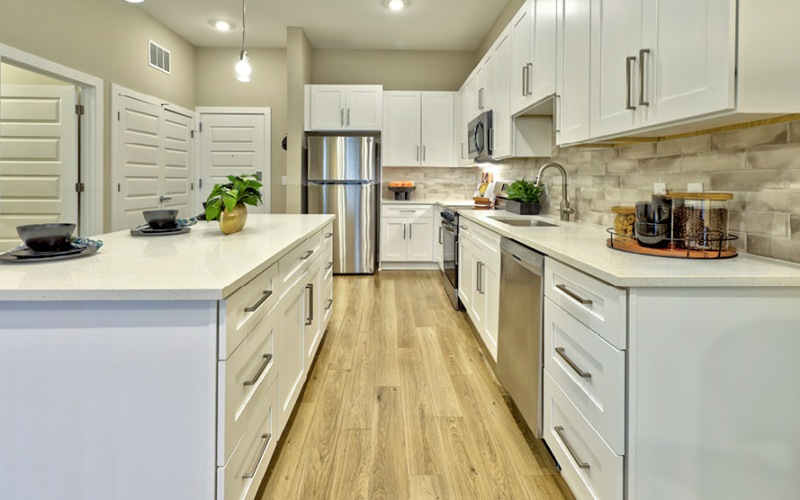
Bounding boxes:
[500,238,544,275]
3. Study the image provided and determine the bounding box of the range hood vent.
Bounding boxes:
[148,40,171,74]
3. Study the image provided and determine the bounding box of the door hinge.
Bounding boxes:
[190,130,195,139]
[75,182,85,193]
[199,122,203,133]
[75,104,85,116]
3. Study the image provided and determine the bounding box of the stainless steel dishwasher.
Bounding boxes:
[497,237,545,438]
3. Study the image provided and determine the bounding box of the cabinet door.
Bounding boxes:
[510,0,534,115]
[556,0,592,145]
[590,0,642,137]
[458,239,474,312]
[420,92,455,167]
[483,258,500,362]
[303,261,323,370]
[278,277,307,432]
[346,86,383,131]
[459,79,475,164]
[640,0,735,126]
[491,27,513,159]
[479,53,495,113]
[309,86,346,131]
[407,219,433,262]
[383,92,422,166]
[380,219,408,262]
[531,0,558,102]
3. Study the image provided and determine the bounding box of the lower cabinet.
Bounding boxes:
[380,203,435,265]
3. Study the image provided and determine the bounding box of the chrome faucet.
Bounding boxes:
[534,161,575,222]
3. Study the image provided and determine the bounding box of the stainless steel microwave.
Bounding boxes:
[468,110,492,161]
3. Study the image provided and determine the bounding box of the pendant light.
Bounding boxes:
[234,0,252,82]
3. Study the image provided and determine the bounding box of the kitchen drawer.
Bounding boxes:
[218,378,278,500]
[322,222,334,243]
[544,298,625,454]
[382,203,433,219]
[544,371,623,500]
[470,223,501,263]
[221,262,279,359]
[545,258,627,349]
[218,309,277,465]
[323,254,334,285]
[280,230,323,290]
[322,279,334,329]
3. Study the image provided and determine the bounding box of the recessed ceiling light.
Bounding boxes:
[125,0,144,3]
[214,20,233,31]
[388,0,406,11]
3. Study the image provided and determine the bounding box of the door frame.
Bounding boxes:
[111,84,195,231]
[194,107,272,213]
[0,43,103,236]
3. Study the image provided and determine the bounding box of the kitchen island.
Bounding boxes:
[0,214,335,500]
[454,208,800,500]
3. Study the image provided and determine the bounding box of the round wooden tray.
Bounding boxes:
[606,230,738,259]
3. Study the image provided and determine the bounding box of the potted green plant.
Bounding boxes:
[504,179,544,215]
[205,174,263,234]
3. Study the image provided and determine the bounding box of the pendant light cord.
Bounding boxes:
[241,0,247,53]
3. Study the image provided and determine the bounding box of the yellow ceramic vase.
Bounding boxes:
[219,202,248,235]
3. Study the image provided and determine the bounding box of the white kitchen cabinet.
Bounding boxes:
[457,78,476,165]
[383,91,455,167]
[457,235,474,314]
[556,0,592,145]
[306,85,383,131]
[303,256,323,372]
[489,26,513,159]
[511,0,558,116]
[380,204,434,264]
[277,270,307,432]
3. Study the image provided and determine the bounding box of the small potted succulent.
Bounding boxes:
[205,174,263,234]
[505,179,544,215]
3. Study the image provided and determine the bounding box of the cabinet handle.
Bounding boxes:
[403,223,407,240]
[554,426,590,469]
[555,283,593,305]
[244,290,273,313]
[347,108,351,126]
[522,64,528,96]
[243,354,273,386]
[439,227,443,244]
[300,250,314,260]
[241,433,272,479]
[305,283,314,325]
[325,261,333,270]
[555,347,592,378]
[324,232,333,239]
[626,56,637,110]
[325,298,333,311]
[340,108,344,127]
[526,62,533,96]
[416,145,420,162]
[638,48,650,106]
[479,88,484,110]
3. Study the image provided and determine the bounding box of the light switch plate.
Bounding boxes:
[653,182,667,195]
[282,176,288,186]
[687,182,704,192]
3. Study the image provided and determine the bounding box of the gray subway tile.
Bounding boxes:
[712,123,788,150]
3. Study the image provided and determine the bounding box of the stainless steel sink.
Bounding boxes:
[487,217,558,228]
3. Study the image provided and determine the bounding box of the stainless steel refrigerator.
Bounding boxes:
[307,135,378,274]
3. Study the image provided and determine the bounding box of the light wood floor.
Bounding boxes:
[258,271,574,500]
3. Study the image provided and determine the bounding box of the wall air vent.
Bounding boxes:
[148,40,171,74]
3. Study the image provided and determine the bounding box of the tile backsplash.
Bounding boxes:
[493,118,800,263]
[382,166,479,202]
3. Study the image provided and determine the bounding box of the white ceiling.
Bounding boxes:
[135,0,510,51]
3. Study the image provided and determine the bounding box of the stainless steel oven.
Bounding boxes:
[439,207,460,309]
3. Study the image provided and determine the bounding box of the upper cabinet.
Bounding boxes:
[511,0,558,116]
[556,0,592,145]
[305,85,383,132]
[383,91,456,167]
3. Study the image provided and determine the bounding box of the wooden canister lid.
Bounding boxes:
[611,206,635,214]
[666,191,733,201]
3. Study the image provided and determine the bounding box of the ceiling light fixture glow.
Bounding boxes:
[214,20,232,31]
[388,0,405,11]
[125,0,145,4]
[234,0,252,82]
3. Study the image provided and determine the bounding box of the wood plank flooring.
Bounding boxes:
[258,271,574,500]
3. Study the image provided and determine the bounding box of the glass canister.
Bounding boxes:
[611,206,636,237]
[668,192,733,250]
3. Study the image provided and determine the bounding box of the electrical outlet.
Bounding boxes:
[282,176,288,186]
[653,182,667,195]
[687,182,704,192]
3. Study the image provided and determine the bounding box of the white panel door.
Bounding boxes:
[197,111,270,214]
[382,92,421,166]
[0,84,77,250]
[161,109,192,218]
[420,92,455,167]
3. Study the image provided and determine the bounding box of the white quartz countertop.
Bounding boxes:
[0,214,334,301]
[457,209,800,288]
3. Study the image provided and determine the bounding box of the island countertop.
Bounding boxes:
[0,214,334,301]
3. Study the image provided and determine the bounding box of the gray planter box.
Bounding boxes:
[506,200,541,215]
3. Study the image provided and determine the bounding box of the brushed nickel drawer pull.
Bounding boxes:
[325,261,333,270]
[555,283,593,305]
[243,354,273,386]
[305,283,314,325]
[325,299,333,311]
[300,250,314,260]
[626,56,637,110]
[555,347,591,378]
[244,290,273,313]
[241,433,271,479]
[554,426,590,469]
[638,48,650,106]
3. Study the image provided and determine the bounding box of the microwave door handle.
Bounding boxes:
[474,122,484,154]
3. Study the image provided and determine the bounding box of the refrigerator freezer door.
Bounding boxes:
[307,136,376,182]
[308,183,376,274]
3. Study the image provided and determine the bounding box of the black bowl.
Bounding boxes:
[143,209,178,229]
[635,221,669,247]
[17,223,76,252]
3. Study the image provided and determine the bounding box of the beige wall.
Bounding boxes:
[0,0,196,231]
[1,62,70,85]
[476,0,525,61]
[286,28,314,214]
[195,48,288,214]
[312,50,475,91]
